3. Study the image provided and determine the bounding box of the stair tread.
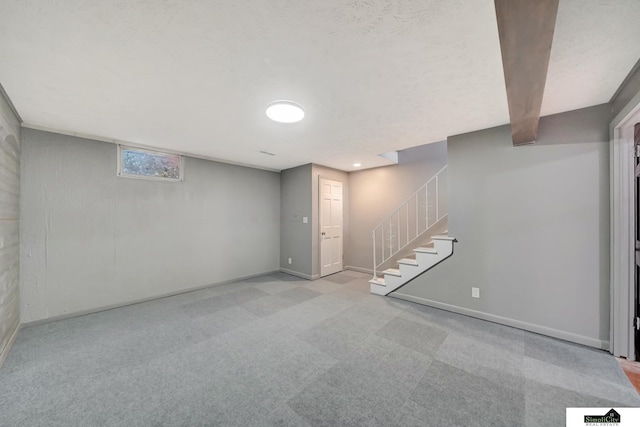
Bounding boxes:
[383,268,401,277]
[370,229,456,296]
[414,247,438,253]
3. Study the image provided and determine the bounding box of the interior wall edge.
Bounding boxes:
[0,82,22,124]
[611,57,640,119]
[391,292,609,350]
[0,83,21,371]
[611,88,640,130]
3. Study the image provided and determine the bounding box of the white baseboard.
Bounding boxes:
[345,265,373,275]
[391,292,610,351]
[0,320,20,369]
[22,270,281,328]
[279,268,319,280]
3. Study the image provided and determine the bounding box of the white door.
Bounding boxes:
[320,178,343,277]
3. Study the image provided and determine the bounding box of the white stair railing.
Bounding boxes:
[372,165,448,279]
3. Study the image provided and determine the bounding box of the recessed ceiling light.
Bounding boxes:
[353,163,362,168]
[266,100,305,123]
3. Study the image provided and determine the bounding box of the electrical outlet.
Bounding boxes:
[303,217,308,224]
[288,258,292,265]
[472,287,480,298]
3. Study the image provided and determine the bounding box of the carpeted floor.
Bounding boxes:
[1,271,638,426]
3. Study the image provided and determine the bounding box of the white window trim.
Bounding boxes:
[117,145,184,182]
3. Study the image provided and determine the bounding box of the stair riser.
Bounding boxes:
[415,252,447,265]
[433,240,452,253]
[398,263,423,280]
[370,284,387,295]
[376,239,455,295]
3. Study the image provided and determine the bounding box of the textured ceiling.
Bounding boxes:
[1,0,639,172]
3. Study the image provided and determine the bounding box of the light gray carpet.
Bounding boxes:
[1,271,638,426]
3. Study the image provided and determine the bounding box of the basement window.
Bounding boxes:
[117,145,183,181]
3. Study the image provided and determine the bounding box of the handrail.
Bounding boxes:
[371,165,447,231]
[371,165,448,279]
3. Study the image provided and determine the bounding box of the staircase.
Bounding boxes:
[368,165,456,296]
[369,235,456,295]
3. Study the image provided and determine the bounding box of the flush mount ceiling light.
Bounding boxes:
[266,100,305,123]
[353,163,362,168]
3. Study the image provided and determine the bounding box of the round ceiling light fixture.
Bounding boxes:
[266,100,305,123]
[353,163,362,168]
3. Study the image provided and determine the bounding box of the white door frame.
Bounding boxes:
[610,92,640,359]
[319,177,343,277]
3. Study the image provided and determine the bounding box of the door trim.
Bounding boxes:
[318,177,344,277]
[610,95,640,359]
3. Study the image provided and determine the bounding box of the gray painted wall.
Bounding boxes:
[280,164,313,277]
[0,90,20,366]
[347,142,447,271]
[280,164,349,279]
[394,104,611,348]
[311,165,349,279]
[20,129,280,324]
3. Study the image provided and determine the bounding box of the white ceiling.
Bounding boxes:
[1,0,639,172]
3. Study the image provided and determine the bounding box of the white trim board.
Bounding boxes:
[609,98,640,359]
[345,265,374,275]
[22,271,280,328]
[391,292,609,350]
[0,321,20,369]
[279,268,319,281]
